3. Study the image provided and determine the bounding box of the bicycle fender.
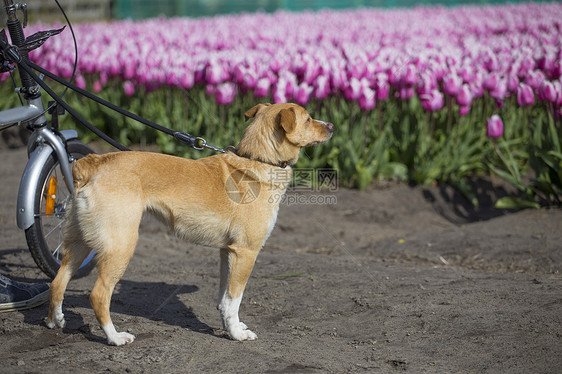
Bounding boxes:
[17,130,78,230]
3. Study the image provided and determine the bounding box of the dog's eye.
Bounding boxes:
[306,118,311,125]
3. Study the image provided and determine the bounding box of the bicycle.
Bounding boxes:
[0,0,95,278]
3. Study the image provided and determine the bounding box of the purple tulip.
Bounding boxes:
[443,73,462,96]
[398,87,414,100]
[180,72,194,90]
[254,78,271,98]
[215,83,236,105]
[76,75,87,90]
[517,83,535,106]
[294,83,313,106]
[507,74,519,93]
[99,72,108,85]
[93,81,102,93]
[456,84,473,107]
[358,87,376,110]
[205,61,228,85]
[459,105,470,116]
[490,78,507,100]
[555,82,562,106]
[524,70,545,90]
[314,75,330,99]
[273,82,287,103]
[459,65,473,83]
[344,77,362,101]
[486,115,503,139]
[123,81,135,96]
[420,89,444,112]
[483,73,498,92]
[539,81,557,102]
[376,81,389,100]
[402,64,418,86]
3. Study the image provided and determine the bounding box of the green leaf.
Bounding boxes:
[494,197,540,209]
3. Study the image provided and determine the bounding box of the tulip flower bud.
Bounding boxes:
[443,73,461,96]
[486,115,503,139]
[540,81,557,102]
[123,81,135,96]
[517,83,535,106]
[456,84,473,107]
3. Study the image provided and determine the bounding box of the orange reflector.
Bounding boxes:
[45,176,57,215]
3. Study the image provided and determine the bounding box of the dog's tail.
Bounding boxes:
[72,153,114,190]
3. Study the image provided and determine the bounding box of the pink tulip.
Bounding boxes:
[402,64,418,86]
[459,105,470,116]
[483,73,498,92]
[180,72,194,90]
[443,73,462,96]
[517,83,535,106]
[358,87,376,110]
[254,78,271,98]
[344,78,362,101]
[215,83,236,105]
[420,89,444,111]
[76,75,87,90]
[507,74,519,93]
[539,81,557,102]
[314,75,330,99]
[123,81,135,96]
[490,78,507,100]
[524,70,545,90]
[294,83,313,105]
[205,61,228,85]
[486,115,503,139]
[398,87,414,100]
[376,82,389,100]
[93,81,102,93]
[456,84,473,107]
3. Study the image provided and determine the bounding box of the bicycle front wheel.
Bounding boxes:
[25,140,96,279]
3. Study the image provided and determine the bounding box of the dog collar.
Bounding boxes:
[231,149,290,169]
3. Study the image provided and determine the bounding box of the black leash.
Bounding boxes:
[27,61,227,153]
[4,42,224,152]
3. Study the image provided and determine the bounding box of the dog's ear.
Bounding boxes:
[278,108,297,134]
[244,103,271,121]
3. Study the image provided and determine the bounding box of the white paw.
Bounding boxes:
[46,305,66,329]
[46,317,66,329]
[107,332,136,346]
[229,322,257,341]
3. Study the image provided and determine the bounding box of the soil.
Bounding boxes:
[0,136,560,373]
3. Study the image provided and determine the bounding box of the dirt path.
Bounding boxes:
[0,146,560,373]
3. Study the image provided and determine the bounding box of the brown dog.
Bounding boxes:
[46,103,333,345]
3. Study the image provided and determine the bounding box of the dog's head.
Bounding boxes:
[237,103,333,166]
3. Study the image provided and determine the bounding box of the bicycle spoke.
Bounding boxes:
[52,240,63,258]
[44,219,64,239]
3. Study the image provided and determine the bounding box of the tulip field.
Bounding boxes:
[1,3,561,206]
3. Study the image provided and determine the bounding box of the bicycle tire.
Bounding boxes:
[25,140,95,279]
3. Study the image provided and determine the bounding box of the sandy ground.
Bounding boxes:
[0,139,560,373]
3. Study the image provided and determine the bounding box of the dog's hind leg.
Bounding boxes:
[218,245,260,341]
[90,225,140,346]
[46,237,93,329]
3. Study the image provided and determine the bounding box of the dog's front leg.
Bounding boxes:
[217,246,259,341]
